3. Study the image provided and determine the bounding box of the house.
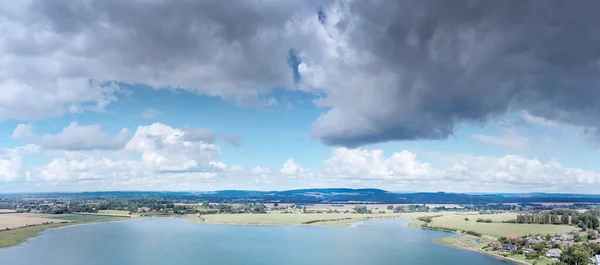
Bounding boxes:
[559,241,574,249]
[593,254,600,265]
[523,248,534,254]
[502,243,517,252]
[546,248,563,259]
[507,235,518,241]
[489,242,502,250]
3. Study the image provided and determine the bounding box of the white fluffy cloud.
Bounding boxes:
[125,123,220,172]
[12,122,132,151]
[280,159,306,175]
[38,156,137,182]
[0,157,23,182]
[31,123,222,184]
[319,148,600,192]
[0,144,39,182]
[324,148,434,180]
[16,143,600,192]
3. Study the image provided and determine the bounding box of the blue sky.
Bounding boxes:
[2,0,600,193]
[2,85,599,192]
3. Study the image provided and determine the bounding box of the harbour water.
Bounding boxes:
[0,217,512,265]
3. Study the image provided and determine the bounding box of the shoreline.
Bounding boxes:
[0,216,134,249]
[422,226,532,265]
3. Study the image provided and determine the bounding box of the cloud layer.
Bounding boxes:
[3,1,600,147]
[4,128,600,193]
[12,123,132,151]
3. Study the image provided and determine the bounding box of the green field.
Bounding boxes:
[0,223,71,248]
[433,234,492,249]
[429,213,574,237]
[192,211,450,226]
[44,214,125,222]
[506,254,555,265]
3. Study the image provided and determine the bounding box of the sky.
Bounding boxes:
[2,0,600,193]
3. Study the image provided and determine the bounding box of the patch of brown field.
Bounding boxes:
[0,210,17,214]
[0,213,67,230]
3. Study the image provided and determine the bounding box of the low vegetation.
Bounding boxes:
[428,213,575,237]
[0,222,71,248]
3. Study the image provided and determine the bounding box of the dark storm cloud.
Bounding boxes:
[4,0,600,147]
[308,0,600,147]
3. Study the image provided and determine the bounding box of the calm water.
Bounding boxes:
[0,218,511,265]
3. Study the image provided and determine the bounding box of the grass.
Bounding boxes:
[0,222,71,248]
[429,213,574,237]
[189,211,452,226]
[0,214,129,248]
[193,213,376,226]
[506,254,555,265]
[43,214,125,222]
[434,234,492,249]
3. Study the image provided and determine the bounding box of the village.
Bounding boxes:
[487,230,600,264]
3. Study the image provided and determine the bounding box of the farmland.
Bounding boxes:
[0,213,63,230]
[0,213,129,248]
[428,212,575,237]
[44,214,127,222]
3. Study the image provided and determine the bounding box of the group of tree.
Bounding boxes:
[511,209,600,229]
[476,218,492,223]
[392,204,429,213]
[354,206,372,214]
[556,244,594,265]
[513,213,564,225]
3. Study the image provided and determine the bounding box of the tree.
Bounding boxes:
[559,245,593,265]
[387,205,394,210]
[273,202,279,207]
[354,206,369,214]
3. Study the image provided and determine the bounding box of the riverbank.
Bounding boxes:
[417,213,571,265]
[0,214,131,248]
[426,227,555,265]
[0,222,72,248]
[432,234,531,265]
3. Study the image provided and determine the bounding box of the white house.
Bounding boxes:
[546,248,563,259]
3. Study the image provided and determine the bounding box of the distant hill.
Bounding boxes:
[6,188,600,204]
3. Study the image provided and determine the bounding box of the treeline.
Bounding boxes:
[507,209,600,229]
[205,203,267,214]
[420,224,481,237]
[417,215,443,223]
[391,204,430,213]
[10,198,269,215]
